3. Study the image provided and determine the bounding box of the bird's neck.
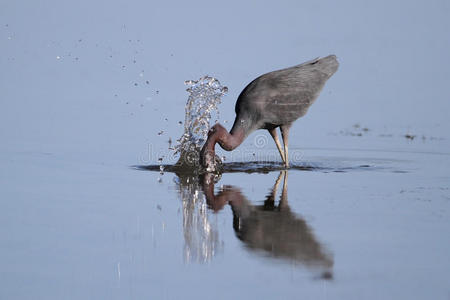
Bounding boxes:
[208,123,245,152]
[200,122,246,169]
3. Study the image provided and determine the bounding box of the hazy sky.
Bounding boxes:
[1,0,449,160]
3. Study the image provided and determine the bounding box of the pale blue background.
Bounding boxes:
[1,1,450,299]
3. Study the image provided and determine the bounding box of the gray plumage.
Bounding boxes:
[200,55,339,169]
[231,55,339,136]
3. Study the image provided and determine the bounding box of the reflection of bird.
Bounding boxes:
[202,171,333,278]
[200,55,338,169]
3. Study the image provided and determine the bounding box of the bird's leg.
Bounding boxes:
[268,128,286,165]
[280,125,291,168]
[264,171,283,210]
[273,171,283,195]
[279,170,288,209]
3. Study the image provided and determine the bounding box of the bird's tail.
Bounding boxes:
[318,55,339,77]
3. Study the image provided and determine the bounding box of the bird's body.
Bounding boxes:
[200,55,339,170]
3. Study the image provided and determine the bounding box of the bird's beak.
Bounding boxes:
[199,145,215,171]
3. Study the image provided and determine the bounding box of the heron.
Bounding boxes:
[200,55,339,170]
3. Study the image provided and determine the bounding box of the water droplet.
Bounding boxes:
[139,72,144,77]
[173,75,227,169]
[56,56,61,60]
[184,80,196,85]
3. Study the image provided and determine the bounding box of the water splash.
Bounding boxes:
[174,76,228,170]
[174,175,223,263]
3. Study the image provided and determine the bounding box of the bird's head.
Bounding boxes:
[200,124,225,172]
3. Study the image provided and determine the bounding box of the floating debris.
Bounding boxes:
[158,130,164,136]
[405,134,416,140]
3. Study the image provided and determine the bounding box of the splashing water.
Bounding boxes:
[174,76,228,170]
[174,175,223,264]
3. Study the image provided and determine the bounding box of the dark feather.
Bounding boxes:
[232,55,338,134]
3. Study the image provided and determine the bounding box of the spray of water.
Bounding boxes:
[170,77,226,263]
[174,76,228,170]
[174,175,223,264]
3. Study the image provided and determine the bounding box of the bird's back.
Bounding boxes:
[234,55,339,131]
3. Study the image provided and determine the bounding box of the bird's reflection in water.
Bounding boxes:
[174,174,223,264]
[174,170,333,278]
[202,171,333,279]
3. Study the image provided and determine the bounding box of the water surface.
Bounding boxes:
[1,0,450,299]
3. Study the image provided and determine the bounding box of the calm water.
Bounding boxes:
[1,0,450,299]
